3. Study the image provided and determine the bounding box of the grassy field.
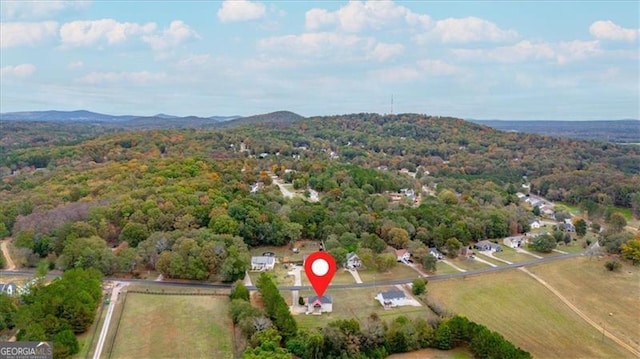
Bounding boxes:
[428,268,632,358]
[110,292,234,359]
[447,257,493,271]
[435,261,461,274]
[300,268,357,286]
[294,286,438,330]
[491,246,538,263]
[356,264,421,283]
[527,256,640,354]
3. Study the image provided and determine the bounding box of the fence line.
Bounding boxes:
[107,290,128,359]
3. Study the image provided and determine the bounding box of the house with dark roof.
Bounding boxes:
[307,295,332,314]
[473,240,502,252]
[250,256,275,271]
[377,290,407,308]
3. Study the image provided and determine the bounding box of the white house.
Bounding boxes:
[530,220,542,229]
[428,248,444,260]
[250,256,275,271]
[307,295,332,314]
[377,290,407,308]
[395,249,411,263]
[0,283,17,296]
[504,236,525,249]
[345,252,362,270]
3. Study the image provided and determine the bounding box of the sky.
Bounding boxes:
[1,0,639,120]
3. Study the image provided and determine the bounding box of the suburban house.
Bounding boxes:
[428,247,444,260]
[540,205,555,217]
[250,256,275,271]
[307,295,333,314]
[0,283,17,296]
[395,249,411,263]
[505,236,525,248]
[377,290,407,308]
[564,222,576,232]
[345,252,362,270]
[530,220,542,229]
[474,240,503,252]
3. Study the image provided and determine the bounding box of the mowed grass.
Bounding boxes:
[435,261,460,274]
[528,256,640,353]
[357,264,421,283]
[447,257,493,271]
[294,286,437,330]
[428,268,631,358]
[111,293,233,359]
[491,247,538,263]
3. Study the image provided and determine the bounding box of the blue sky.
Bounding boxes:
[1,0,638,119]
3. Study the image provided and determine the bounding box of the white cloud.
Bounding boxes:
[452,39,602,65]
[417,59,462,76]
[217,0,266,23]
[142,20,199,51]
[1,0,90,20]
[370,42,404,61]
[1,64,36,78]
[369,66,421,82]
[68,61,84,69]
[176,54,212,68]
[430,17,518,43]
[452,40,555,63]
[259,32,373,57]
[305,0,430,32]
[59,19,156,47]
[589,20,639,42]
[76,71,167,85]
[555,40,601,65]
[0,21,58,48]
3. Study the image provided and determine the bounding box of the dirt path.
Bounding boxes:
[472,256,497,267]
[520,267,640,358]
[1,238,16,270]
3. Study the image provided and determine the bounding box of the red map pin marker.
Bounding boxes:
[304,251,336,298]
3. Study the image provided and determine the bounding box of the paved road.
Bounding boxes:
[0,251,584,291]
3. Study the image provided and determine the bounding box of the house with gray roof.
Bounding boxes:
[307,295,332,314]
[377,290,407,308]
[250,256,275,271]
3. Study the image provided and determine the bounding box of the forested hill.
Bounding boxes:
[0,111,638,280]
[471,119,640,143]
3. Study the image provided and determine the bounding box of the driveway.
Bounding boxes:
[1,238,16,270]
[288,265,305,313]
[348,269,363,284]
[93,281,128,359]
[441,259,467,272]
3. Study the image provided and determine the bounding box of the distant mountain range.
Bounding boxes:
[470,119,639,143]
[1,110,637,143]
[0,110,306,129]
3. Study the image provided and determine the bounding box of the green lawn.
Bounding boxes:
[356,264,421,283]
[447,257,493,271]
[110,293,234,359]
[248,264,295,286]
[294,286,437,330]
[300,268,356,286]
[428,268,631,358]
[491,246,538,263]
[435,261,462,274]
[528,256,640,354]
